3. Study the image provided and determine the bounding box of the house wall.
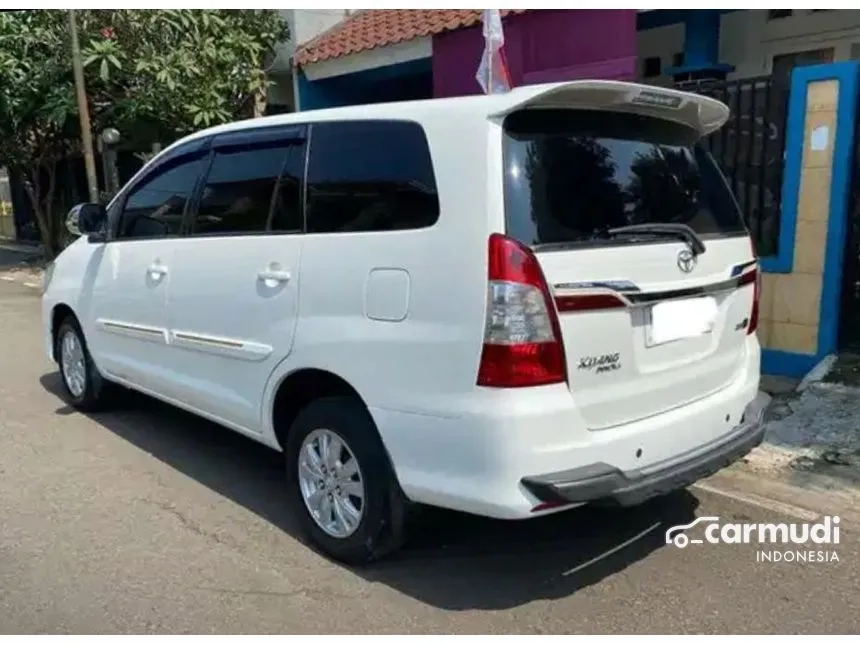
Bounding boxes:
[433,9,637,98]
[297,58,433,111]
[723,10,860,77]
[270,9,352,112]
[636,10,860,83]
[759,80,838,356]
[271,9,350,75]
[635,23,685,85]
[759,62,860,376]
[268,76,295,111]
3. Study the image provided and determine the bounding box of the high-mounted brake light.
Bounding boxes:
[477,234,567,388]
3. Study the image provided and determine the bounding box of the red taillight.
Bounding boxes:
[747,237,760,336]
[477,234,567,388]
[748,269,760,335]
[555,293,627,313]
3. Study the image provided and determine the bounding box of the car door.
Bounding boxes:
[164,125,306,432]
[85,142,208,392]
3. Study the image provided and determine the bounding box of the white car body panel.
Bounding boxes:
[163,234,303,432]
[42,80,761,520]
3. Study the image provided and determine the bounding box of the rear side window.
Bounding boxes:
[305,120,439,234]
[193,140,303,236]
[503,109,746,249]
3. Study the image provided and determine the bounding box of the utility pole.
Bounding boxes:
[68,9,99,203]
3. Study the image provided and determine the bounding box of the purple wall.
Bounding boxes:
[432,10,637,99]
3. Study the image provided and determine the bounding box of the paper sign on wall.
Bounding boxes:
[810,125,830,152]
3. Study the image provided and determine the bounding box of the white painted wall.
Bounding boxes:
[637,10,860,83]
[267,9,351,111]
[724,9,860,77]
[635,22,684,86]
[271,9,350,73]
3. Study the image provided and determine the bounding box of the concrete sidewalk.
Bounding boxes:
[740,356,860,486]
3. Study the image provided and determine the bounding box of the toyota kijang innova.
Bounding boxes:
[43,80,764,563]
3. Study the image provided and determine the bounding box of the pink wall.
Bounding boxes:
[432,10,638,99]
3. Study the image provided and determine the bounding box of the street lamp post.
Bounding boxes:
[100,128,121,196]
[68,9,100,204]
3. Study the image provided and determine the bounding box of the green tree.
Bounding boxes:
[0,11,77,257]
[0,9,288,258]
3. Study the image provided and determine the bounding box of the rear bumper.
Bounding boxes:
[520,396,767,507]
[373,338,762,519]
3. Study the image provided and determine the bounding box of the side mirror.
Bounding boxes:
[66,203,106,237]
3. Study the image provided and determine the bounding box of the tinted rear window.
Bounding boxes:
[503,109,746,249]
[306,120,439,234]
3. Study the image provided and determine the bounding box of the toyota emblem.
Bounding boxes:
[677,248,697,273]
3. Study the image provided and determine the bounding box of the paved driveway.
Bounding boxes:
[1,281,858,634]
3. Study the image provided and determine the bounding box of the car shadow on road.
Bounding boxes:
[40,371,699,611]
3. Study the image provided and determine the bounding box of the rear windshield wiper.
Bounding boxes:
[605,223,706,256]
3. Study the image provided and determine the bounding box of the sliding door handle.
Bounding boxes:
[257,269,291,283]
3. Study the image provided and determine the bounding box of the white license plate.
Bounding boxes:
[647,297,718,346]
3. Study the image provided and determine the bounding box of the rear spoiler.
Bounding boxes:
[487,80,730,137]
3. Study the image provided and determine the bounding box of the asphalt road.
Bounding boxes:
[1,280,858,634]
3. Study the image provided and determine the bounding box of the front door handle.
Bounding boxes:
[257,268,291,283]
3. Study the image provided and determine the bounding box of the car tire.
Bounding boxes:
[55,316,114,412]
[285,396,406,565]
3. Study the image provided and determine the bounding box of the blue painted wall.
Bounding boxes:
[660,10,734,78]
[297,58,433,112]
[297,70,349,111]
[761,75,806,275]
[761,61,860,378]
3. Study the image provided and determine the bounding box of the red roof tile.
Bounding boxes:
[295,9,527,66]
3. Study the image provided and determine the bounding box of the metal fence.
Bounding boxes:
[675,75,790,257]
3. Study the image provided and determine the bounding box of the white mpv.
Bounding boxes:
[42,80,765,564]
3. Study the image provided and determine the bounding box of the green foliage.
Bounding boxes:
[0,11,78,256]
[0,9,289,256]
[0,11,76,164]
[77,9,288,144]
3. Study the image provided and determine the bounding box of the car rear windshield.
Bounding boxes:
[503,109,747,249]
